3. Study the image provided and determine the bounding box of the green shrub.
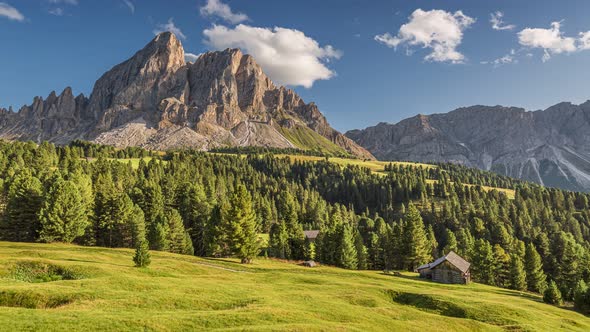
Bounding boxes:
[9,261,89,283]
[543,280,563,306]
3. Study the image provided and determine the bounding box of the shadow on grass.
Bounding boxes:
[380,272,434,284]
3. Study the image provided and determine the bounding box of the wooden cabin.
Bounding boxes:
[416,251,471,284]
[303,230,320,242]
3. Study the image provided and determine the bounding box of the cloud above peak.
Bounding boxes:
[200,0,248,24]
[153,18,186,40]
[490,11,515,31]
[375,9,475,64]
[203,24,341,88]
[0,2,25,21]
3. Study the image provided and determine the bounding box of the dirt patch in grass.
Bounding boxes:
[0,290,81,309]
[8,260,91,283]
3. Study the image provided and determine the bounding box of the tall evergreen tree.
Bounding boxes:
[337,224,358,269]
[2,171,43,242]
[509,254,527,291]
[38,179,88,243]
[525,243,547,293]
[402,203,430,271]
[472,239,495,284]
[222,185,260,263]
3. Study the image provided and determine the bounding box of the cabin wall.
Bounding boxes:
[431,262,467,284]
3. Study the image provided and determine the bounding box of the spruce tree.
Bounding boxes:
[337,224,358,269]
[442,228,458,254]
[403,203,430,271]
[133,239,151,268]
[38,179,88,243]
[574,280,589,312]
[269,221,290,259]
[223,185,260,263]
[509,254,527,291]
[354,231,368,270]
[493,244,511,287]
[472,239,495,284]
[525,243,547,293]
[544,280,563,305]
[2,171,43,242]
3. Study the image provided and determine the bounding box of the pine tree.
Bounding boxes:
[472,239,494,284]
[525,243,547,293]
[2,171,43,242]
[166,208,191,255]
[509,254,527,291]
[403,203,430,271]
[574,280,589,313]
[493,244,511,287]
[426,225,439,258]
[133,239,151,268]
[269,221,290,259]
[38,179,88,243]
[354,231,368,270]
[222,185,260,264]
[304,239,316,261]
[442,228,458,254]
[544,280,563,305]
[337,224,358,269]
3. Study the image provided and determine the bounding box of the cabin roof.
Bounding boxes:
[416,251,470,273]
[303,230,320,240]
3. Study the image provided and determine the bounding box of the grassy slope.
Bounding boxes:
[0,242,587,331]
[278,126,348,156]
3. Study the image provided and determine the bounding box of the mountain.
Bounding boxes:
[346,104,590,191]
[0,32,373,159]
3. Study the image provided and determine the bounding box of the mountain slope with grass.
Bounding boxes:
[0,242,588,331]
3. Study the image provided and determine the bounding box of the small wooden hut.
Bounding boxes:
[416,251,471,284]
[303,230,319,242]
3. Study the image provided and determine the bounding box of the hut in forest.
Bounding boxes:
[416,251,471,284]
[303,230,320,242]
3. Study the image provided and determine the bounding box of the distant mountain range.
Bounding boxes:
[0,32,373,160]
[346,104,590,191]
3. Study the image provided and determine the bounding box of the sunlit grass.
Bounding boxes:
[0,242,586,331]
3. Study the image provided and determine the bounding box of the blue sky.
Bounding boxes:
[2,0,590,131]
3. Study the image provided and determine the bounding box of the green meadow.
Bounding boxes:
[0,242,587,331]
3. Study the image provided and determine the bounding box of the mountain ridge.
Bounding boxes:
[0,32,373,159]
[346,102,590,191]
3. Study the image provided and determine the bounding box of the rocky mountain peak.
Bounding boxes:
[0,33,373,159]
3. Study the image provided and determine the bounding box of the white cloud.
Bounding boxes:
[185,52,201,63]
[374,9,475,64]
[200,0,248,24]
[0,2,25,21]
[518,21,577,62]
[490,11,515,31]
[203,24,341,88]
[483,49,518,67]
[578,31,590,50]
[153,18,186,40]
[122,0,134,14]
[49,0,78,5]
[48,7,64,16]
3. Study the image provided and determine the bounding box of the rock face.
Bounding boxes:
[346,104,590,191]
[0,32,373,159]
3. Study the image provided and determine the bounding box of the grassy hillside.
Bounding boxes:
[278,126,349,156]
[0,242,587,331]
